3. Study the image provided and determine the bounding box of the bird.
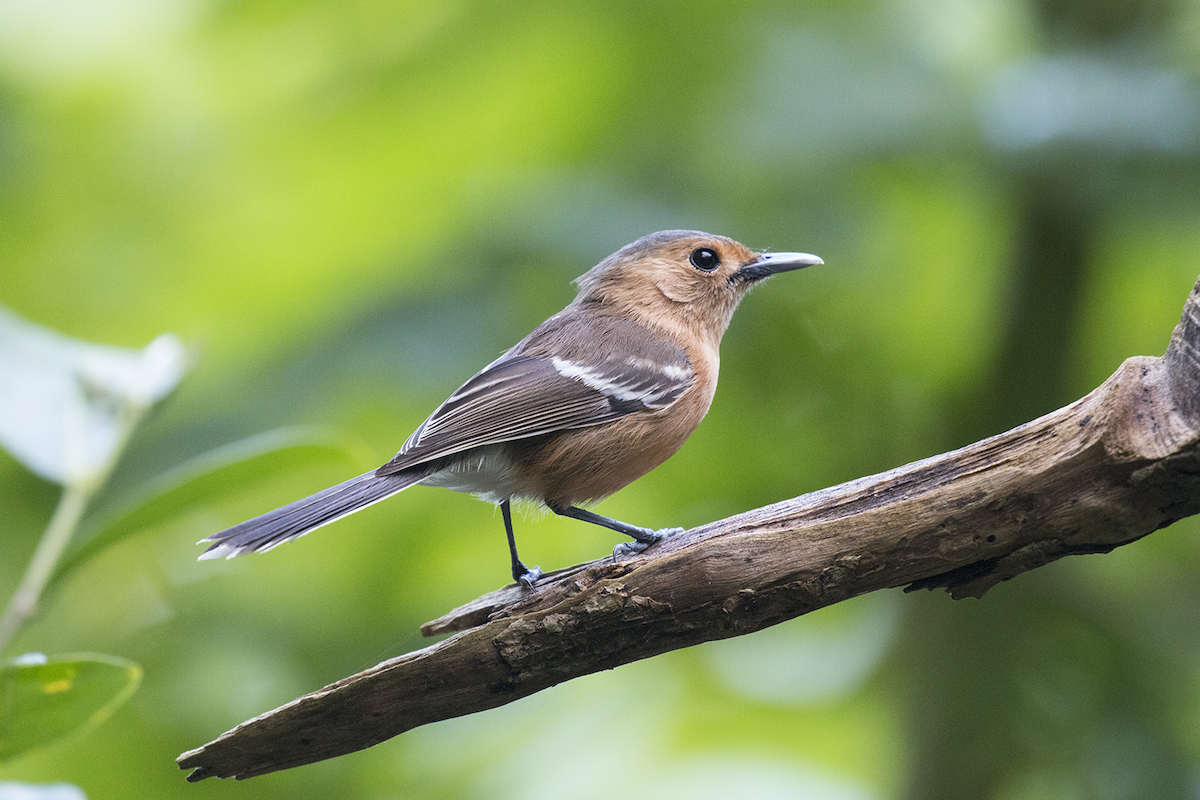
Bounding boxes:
[198,230,822,587]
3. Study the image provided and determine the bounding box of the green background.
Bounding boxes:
[3,0,1200,798]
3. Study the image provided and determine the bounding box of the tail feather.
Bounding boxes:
[198,469,425,559]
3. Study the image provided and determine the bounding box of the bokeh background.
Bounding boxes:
[3,0,1200,798]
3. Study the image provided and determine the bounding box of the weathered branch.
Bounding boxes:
[179,276,1200,781]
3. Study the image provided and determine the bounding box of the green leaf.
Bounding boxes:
[51,427,365,584]
[0,653,142,763]
[0,306,189,489]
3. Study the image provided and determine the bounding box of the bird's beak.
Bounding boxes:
[730,251,824,284]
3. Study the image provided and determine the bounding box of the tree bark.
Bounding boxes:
[178,276,1200,782]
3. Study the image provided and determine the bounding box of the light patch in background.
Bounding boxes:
[704,592,900,705]
[0,783,86,800]
[735,29,946,164]
[0,0,200,85]
[414,655,882,800]
[887,0,1033,74]
[980,55,1200,154]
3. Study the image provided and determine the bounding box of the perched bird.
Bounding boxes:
[199,230,821,587]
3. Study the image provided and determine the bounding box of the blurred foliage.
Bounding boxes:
[1,0,1199,798]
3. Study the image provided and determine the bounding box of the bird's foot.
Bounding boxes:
[612,526,683,559]
[517,565,543,589]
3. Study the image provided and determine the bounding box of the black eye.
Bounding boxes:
[689,247,720,271]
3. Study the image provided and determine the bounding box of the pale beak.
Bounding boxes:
[730,251,824,283]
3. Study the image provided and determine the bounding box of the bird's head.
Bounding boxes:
[572,230,822,345]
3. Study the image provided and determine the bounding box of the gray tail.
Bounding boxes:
[198,469,424,559]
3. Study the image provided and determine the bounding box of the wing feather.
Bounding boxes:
[377,314,694,476]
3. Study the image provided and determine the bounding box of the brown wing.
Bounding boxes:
[376,312,694,475]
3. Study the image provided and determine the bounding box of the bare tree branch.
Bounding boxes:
[178,276,1200,781]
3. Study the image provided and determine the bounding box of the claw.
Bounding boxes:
[612,526,682,560]
[518,565,543,589]
[613,540,650,558]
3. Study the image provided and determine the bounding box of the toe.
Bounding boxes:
[517,565,543,589]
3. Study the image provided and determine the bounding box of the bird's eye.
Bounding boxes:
[689,247,721,272]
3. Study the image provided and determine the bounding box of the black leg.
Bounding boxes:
[547,503,682,556]
[501,500,541,588]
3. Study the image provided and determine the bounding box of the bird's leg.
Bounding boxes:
[501,500,542,588]
[547,503,682,558]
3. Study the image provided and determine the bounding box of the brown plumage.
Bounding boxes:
[198,230,821,587]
